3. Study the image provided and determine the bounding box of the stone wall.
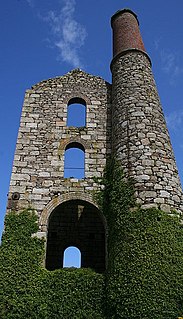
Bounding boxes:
[111,51,183,213]
[46,199,105,273]
[7,69,111,230]
[7,10,183,237]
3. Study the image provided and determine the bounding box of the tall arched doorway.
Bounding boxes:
[46,200,106,273]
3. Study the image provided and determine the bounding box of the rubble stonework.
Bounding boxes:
[6,9,183,259]
[110,9,183,213]
[111,52,183,213]
[7,69,111,239]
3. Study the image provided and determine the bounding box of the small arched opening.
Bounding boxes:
[63,246,81,268]
[46,200,106,273]
[67,97,86,127]
[64,142,85,179]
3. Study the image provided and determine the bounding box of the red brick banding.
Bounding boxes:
[111,9,146,58]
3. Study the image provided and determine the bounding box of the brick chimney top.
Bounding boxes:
[111,8,150,63]
[111,9,139,26]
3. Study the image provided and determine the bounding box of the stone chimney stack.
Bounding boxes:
[111,9,183,213]
[5,8,183,272]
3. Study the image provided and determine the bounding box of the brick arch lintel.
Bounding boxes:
[63,91,91,105]
[40,191,106,231]
[58,137,91,155]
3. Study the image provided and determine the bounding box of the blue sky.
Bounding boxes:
[1,0,183,241]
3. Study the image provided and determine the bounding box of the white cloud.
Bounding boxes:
[26,0,34,7]
[45,0,87,68]
[154,40,183,85]
[154,38,161,51]
[160,50,183,75]
[165,110,183,130]
[160,49,183,84]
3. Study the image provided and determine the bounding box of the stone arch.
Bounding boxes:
[44,195,107,273]
[58,138,91,158]
[64,142,85,179]
[67,97,87,127]
[63,91,91,106]
[40,192,105,231]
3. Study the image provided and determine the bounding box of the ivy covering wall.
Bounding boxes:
[1,160,183,318]
[98,159,183,319]
[0,209,105,319]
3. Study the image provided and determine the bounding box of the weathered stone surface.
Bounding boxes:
[111,51,183,212]
[6,28,183,237]
[7,69,111,219]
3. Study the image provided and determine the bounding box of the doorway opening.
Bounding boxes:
[46,200,106,273]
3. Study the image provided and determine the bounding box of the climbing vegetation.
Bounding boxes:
[97,158,183,319]
[1,159,183,318]
[0,209,105,319]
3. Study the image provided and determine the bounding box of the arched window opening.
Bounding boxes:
[67,97,86,127]
[63,246,81,268]
[46,200,106,273]
[64,142,85,179]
